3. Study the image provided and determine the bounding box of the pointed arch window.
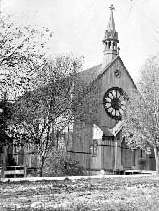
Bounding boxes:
[91,140,98,156]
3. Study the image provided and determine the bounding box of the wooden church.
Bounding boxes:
[69,5,156,174]
[0,5,156,178]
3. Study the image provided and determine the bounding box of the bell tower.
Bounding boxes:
[103,5,119,68]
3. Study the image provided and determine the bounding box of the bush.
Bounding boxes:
[61,156,84,176]
[43,148,84,177]
[138,158,146,170]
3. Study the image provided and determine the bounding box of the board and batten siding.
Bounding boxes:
[71,56,139,172]
[72,121,92,170]
[100,57,137,130]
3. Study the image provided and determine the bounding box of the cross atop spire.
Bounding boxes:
[107,4,116,33]
[109,4,115,11]
[102,5,119,67]
[103,4,118,42]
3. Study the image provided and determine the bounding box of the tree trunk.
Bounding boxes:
[39,166,43,177]
[39,156,45,177]
[154,147,159,174]
[1,146,7,178]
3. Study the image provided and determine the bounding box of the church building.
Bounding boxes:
[69,5,155,174]
[0,5,156,178]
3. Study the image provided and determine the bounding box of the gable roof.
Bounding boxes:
[78,63,102,86]
[79,56,137,90]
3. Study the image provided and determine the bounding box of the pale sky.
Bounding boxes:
[2,0,159,82]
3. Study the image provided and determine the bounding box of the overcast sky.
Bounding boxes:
[2,0,159,82]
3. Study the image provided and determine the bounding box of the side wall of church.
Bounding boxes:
[71,122,92,170]
[71,74,103,170]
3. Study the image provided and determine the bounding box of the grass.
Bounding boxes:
[0,175,159,210]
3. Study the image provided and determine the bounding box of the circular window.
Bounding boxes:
[103,87,127,120]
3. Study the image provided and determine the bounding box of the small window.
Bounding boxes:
[141,150,143,158]
[114,69,121,78]
[133,149,136,166]
[91,140,98,156]
[108,41,111,49]
[13,144,19,154]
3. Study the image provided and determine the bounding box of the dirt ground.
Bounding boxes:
[1,175,159,210]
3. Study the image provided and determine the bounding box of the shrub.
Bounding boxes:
[42,148,84,177]
[138,158,146,170]
[61,156,84,176]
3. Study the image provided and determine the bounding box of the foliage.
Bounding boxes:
[0,14,85,177]
[123,55,159,173]
[0,14,87,177]
[0,14,52,150]
[43,148,83,177]
[138,158,147,169]
[0,97,12,135]
[0,14,52,100]
[72,72,101,125]
[9,54,84,176]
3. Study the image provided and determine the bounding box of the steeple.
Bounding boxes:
[103,5,119,67]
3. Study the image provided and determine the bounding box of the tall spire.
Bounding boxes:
[102,5,119,67]
[107,5,115,33]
